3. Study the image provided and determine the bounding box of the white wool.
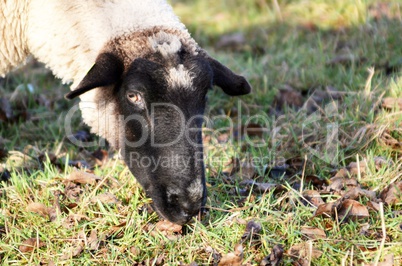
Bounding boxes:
[167,64,194,89]
[0,0,193,142]
[149,32,183,57]
[0,0,186,85]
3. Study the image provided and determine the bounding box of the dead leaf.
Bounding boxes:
[374,156,393,170]
[382,97,402,110]
[287,242,322,261]
[300,227,326,240]
[337,199,369,221]
[326,176,358,192]
[302,190,324,207]
[61,242,84,260]
[240,123,265,139]
[27,202,49,219]
[239,161,257,180]
[260,244,284,266]
[380,181,402,205]
[240,180,277,194]
[155,220,182,235]
[348,160,368,175]
[364,254,394,266]
[303,175,329,189]
[88,229,99,251]
[367,201,381,211]
[313,202,336,218]
[91,192,119,204]
[19,237,45,253]
[241,220,262,243]
[130,246,141,256]
[61,231,85,260]
[205,246,222,265]
[274,86,304,110]
[62,214,90,229]
[333,168,350,178]
[91,148,109,166]
[64,182,82,202]
[66,170,101,185]
[218,244,243,266]
[342,187,376,201]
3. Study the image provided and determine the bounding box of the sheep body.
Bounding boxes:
[1,0,192,139]
[1,0,251,224]
[1,0,185,84]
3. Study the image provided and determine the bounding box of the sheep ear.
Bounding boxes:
[65,53,124,99]
[208,57,251,96]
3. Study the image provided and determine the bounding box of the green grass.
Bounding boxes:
[1,0,402,265]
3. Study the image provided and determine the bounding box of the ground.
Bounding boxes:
[0,0,402,265]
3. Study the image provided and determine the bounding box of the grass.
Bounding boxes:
[1,0,402,265]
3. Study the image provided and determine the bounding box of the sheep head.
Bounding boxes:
[65,31,251,225]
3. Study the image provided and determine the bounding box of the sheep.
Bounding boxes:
[0,0,251,225]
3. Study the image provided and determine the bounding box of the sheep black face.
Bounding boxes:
[66,51,251,225]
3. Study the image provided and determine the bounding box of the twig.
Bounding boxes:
[373,202,386,266]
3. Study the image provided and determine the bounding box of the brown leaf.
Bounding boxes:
[302,190,324,207]
[260,244,284,266]
[91,192,119,204]
[240,180,277,194]
[241,220,262,243]
[88,229,99,251]
[274,86,304,109]
[326,176,358,192]
[300,227,326,240]
[205,246,222,265]
[332,168,349,178]
[130,246,141,256]
[62,214,90,229]
[27,202,49,219]
[239,161,257,180]
[364,254,394,266]
[287,242,322,260]
[342,187,376,201]
[303,175,329,189]
[337,199,369,221]
[241,123,265,138]
[313,202,336,218]
[367,201,381,211]
[66,170,101,185]
[19,237,45,253]
[64,182,82,202]
[380,181,402,205]
[222,157,241,176]
[374,156,393,170]
[348,160,368,175]
[61,242,84,260]
[155,220,182,234]
[218,244,243,266]
[91,148,109,166]
[382,97,402,110]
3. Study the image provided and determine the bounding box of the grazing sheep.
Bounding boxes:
[0,0,251,224]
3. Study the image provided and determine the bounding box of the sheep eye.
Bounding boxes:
[126,91,143,105]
